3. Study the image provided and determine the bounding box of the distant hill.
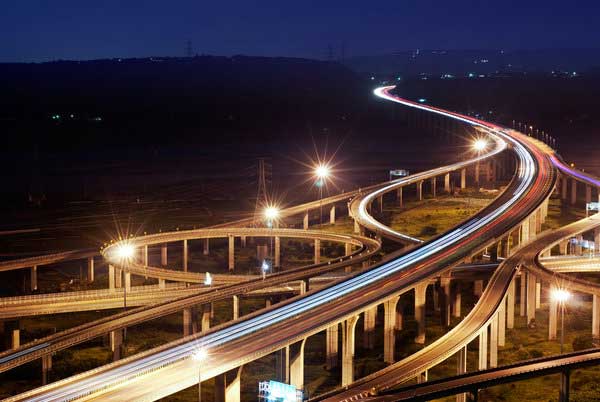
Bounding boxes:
[344,48,600,77]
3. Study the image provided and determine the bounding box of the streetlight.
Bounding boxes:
[473,138,488,152]
[261,259,270,280]
[552,288,571,353]
[204,272,212,287]
[263,206,279,271]
[314,164,330,227]
[192,348,208,402]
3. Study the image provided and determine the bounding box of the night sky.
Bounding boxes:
[2,0,600,62]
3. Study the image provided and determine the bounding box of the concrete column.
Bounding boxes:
[110,329,123,361]
[521,221,530,245]
[124,271,131,292]
[456,346,467,402]
[384,297,399,363]
[593,294,600,340]
[353,219,362,235]
[576,234,583,255]
[345,242,352,256]
[266,297,272,309]
[275,346,289,383]
[595,228,600,253]
[330,205,336,224]
[6,321,20,349]
[417,370,428,383]
[142,245,148,265]
[431,177,437,197]
[363,306,377,349]
[289,339,307,390]
[203,239,209,255]
[109,264,115,291]
[529,214,537,238]
[520,273,526,317]
[299,279,308,295]
[527,272,536,325]
[498,296,506,347]
[417,180,423,201]
[396,300,404,330]
[561,176,567,200]
[570,178,577,205]
[559,240,568,255]
[414,283,428,344]
[42,354,52,385]
[87,256,94,282]
[478,326,488,370]
[240,236,246,248]
[161,244,168,266]
[228,235,235,271]
[182,239,188,272]
[440,278,451,327]
[535,281,541,309]
[326,324,338,369]
[474,280,484,297]
[444,173,451,193]
[475,162,480,186]
[115,267,122,288]
[314,239,321,264]
[303,212,309,230]
[507,278,516,329]
[559,370,570,402]
[460,168,466,189]
[183,307,194,337]
[274,236,281,267]
[397,187,403,207]
[490,314,498,368]
[201,304,211,332]
[341,316,359,386]
[30,265,37,292]
[159,278,166,289]
[233,295,240,320]
[549,296,558,340]
[214,366,243,402]
[377,196,383,212]
[452,282,462,318]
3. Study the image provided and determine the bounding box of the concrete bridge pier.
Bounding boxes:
[182,239,188,272]
[440,277,451,327]
[474,280,484,297]
[4,320,20,349]
[363,306,377,349]
[452,282,462,318]
[232,295,240,320]
[460,168,466,190]
[571,179,577,205]
[275,346,289,383]
[303,212,309,230]
[326,324,339,369]
[87,256,94,282]
[396,299,405,330]
[561,176,568,201]
[397,187,404,207]
[289,339,307,390]
[41,354,52,385]
[593,294,600,340]
[475,161,480,187]
[559,369,570,402]
[108,264,115,292]
[384,297,399,363]
[215,366,243,402]
[345,242,352,257]
[414,283,428,344]
[341,315,359,386]
[124,271,131,292]
[507,278,515,329]
[549,296,558,340]
[377,196,383,213]
[142,245,148,266]
[519,273,526,318]
[444,172,451,193]
[228,235,235,271]
[456,345,468,402]
[299,279,309,295]
[417,370,428,383]
[274,236,281,268]
[314,239,321,264]
[498,296,506,347]
[161,244,168,266]
[330,205,336,224]
[431,177,437,197]
[527,272,537,326]
[30,265,38,292]
[115,267,122,288]
[183,307,197,337]
[559,240,568,255]
[535,280,541,309]
[595,228,600,253]
[490,314,498,368]
[203,239,209,255]
[417,180,423,201]
[201,304,211,332]
[159,278,166,289]
[240,236,246,248]
[478,326,488,370]
[110,329,123,361]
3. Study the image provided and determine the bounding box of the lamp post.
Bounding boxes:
[264,206,279,271]
[473,139,487,187]
[314,164,330,227]
[552,288,571,354]
[115,243,135,340]
[192,348,208,402]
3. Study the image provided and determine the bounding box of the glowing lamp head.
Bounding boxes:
[261,259,270,272]
[264,206,280,221]
[115,243,135,262]
[204,272,212,286]
[192,348,208,362]
[552,288,571,303]
[315,164,330,180]
[473,139,488,152]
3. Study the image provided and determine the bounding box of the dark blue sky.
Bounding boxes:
[2,0,599,62]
